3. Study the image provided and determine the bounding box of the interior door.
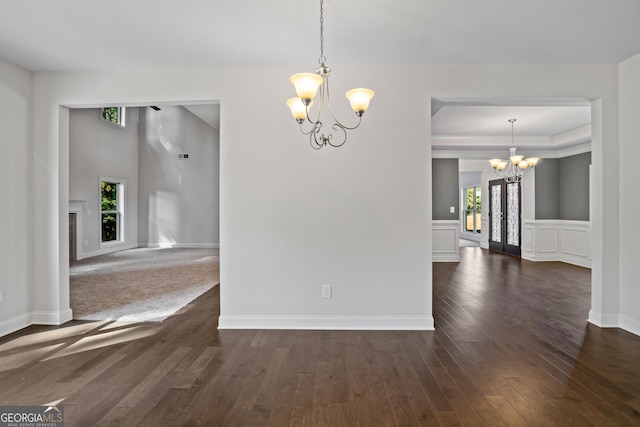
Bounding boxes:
[488,179,521,256]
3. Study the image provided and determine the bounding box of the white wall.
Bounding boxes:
[69,108,139,258]
[619,52,640,335]
[138,105,219,248]
[0,59,33,336]
[15,62,628,333]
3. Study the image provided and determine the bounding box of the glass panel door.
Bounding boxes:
[489,179,521,256]
[491,184,502,243]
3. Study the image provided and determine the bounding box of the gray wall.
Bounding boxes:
[432,158,459,220]
[535,152,591,221]
[138,106,220,246]
[535,158,560,219]
[560,152,591,220]
[69,108,139,256]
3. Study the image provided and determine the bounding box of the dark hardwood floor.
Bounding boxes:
[1,247,640,426]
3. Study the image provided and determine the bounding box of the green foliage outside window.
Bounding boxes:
[466,187,482,211]
[102,107,120,124]
[101,181,118,242]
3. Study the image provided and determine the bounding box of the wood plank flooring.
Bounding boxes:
[1,247,640,426]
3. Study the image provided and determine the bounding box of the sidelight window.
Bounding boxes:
[463,186,482,234]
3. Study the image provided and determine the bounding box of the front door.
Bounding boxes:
[488,179,521,256]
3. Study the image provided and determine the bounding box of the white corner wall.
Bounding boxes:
[0,59,33,336]
[618,52,640,336]
[138,105,219,248]
[22,63,624,333]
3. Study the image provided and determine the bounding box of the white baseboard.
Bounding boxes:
[31,308,73,325]
[81,242,139,259]
[0,313,32,338]
[588,310,619,328]
[0,308,74,338]
[218,315,435,330]
[432,253,461,262]
[620,315,640,337]
[140,243,220,249]
[80,243,219,259]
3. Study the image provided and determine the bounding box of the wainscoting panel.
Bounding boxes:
[522,220,591,268]
[562,228,589,258]
[432,220,460,262]
[538,227,559,253]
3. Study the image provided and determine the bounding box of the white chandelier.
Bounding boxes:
[489,118,539,183]
[286,0,374,150]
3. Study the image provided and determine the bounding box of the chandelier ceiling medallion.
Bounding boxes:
[489,118,539,183]
[286,0,374,150]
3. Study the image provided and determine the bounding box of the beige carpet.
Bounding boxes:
[70,247,219,322]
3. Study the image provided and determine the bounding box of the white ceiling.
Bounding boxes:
[1,0,639,72]
[431,99,592,156]
[2,0,638,153]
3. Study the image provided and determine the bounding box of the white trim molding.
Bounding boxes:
[619,315,640,337]
[69,200,84,260]
[139,243,220,249]
[588,310,620,328]
[0,309,74,338]
[31,309,73,325]
[218,315,435,331]
[432,220,460,262]
[0,313,33,338]
[81,242,138,259]
[522,220,591,268]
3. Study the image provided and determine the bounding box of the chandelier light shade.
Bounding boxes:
[489,119,539,183]
[286,97,310,122]
[345,88,375,114]
[286,0,374,149]
[290,73,323,102]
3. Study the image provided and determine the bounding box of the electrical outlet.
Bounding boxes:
[322,284,332,299]
[450,206,455,214]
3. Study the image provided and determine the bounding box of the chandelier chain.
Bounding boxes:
[318,0,326,66]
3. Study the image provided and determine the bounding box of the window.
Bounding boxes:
[101,179,123,243]
[464,186,482,234]
[101,107,126,127]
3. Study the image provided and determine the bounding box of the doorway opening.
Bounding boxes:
[67,103,221,321]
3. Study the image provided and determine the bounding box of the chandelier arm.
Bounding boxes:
[310,132,323,150]
[326,123,348,148]
[305,82,325,126]
[311,125,329,149]
[298,120,321,136]
[323,75,363,130]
